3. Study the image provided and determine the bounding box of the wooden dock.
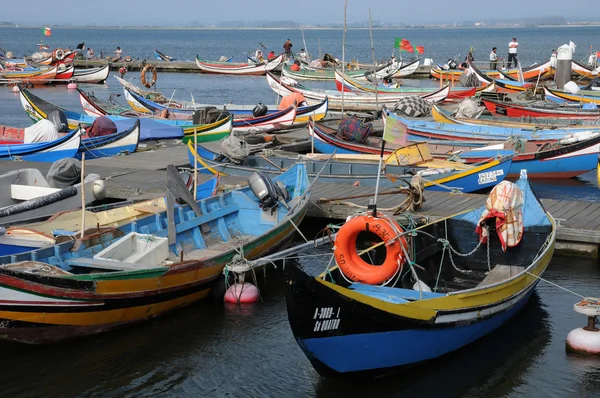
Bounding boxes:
[2,144,599,257]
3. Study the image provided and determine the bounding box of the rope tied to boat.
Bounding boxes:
[317,174,425,215]
[507,135,527,153]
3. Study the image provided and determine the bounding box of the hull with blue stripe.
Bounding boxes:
[285,173,555,379]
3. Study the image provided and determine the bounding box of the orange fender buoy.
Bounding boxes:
[334,214,407,284]
[141,64,157,88]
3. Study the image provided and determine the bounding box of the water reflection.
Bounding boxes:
[0,254,597,397]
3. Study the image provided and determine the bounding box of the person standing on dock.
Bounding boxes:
[490,47,499,70]
[507,38,518,68]
[283,39,293,60]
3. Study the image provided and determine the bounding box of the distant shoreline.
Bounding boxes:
[1,24,599,30]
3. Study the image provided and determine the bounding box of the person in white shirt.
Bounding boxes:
[507,38,518,68]
[490,47,499,70]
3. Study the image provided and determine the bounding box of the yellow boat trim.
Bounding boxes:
[95,264,223,294]
[422,158,501,187]
[315,227,554,321]
[0,290,209,326]
[187,141,227,176]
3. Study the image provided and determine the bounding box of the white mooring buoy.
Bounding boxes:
[11,85,19,93]
[566,297,600,355]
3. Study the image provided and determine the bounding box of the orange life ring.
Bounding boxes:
[334,214,407,284]
[53,48,65,61]
[141,64,157,88]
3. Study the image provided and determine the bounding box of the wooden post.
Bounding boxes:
[80,153,86,239]
[191,94,198,200]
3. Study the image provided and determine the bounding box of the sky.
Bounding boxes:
[2,0,599,26]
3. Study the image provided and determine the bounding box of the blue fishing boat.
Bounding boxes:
[0,175,218,256]
[120,86,328,126]
[19,87,185,140]
[0,129,81,162]
[188,130,513,193]
[77,119,140,160]
[285,170,555,379]
[0,164,310,343]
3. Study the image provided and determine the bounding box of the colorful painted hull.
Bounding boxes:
[77,88,233,143]
[120,85,328,125]
[460,134,600,178]
[307,121,513,192]
[481,98,600,119]
[71,64,110,84]
[0,129,81,162]
[333,68,477,99]
[196,54,282,75]
[76,119,140,159]
[431,104,600,129]
[267,72,449,111]
[0,164,310,344]
[19,87,211,139]
[544,87,600,104]
[285,175,555,378]
[430,60,553,82]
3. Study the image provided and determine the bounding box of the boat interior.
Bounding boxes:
[322,178,554,299]
[0,165,307,277]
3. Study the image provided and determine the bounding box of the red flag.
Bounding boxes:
[596,51,600,58]
[416,46,425,55]
[400,39,414,53]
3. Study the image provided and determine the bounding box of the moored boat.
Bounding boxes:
[0,163,310,344]
[195,54,283,75]
[285,170,555,378]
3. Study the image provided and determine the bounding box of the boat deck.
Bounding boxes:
[0,143,598,257]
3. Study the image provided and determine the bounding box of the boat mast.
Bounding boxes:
[341,0,348,114]
[301,28,310,62]
[368,8,378,110]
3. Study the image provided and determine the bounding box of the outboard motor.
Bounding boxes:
[248,172,289,210]
[253,103,268,117]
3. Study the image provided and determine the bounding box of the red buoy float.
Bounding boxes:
[224,283,260,304]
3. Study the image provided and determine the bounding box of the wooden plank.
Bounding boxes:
[569,203,600,230]
[551,201,588,219]
[557,202,596,226]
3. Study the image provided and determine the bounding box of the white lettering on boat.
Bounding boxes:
[312,307,341,332]
[478,169,504,185]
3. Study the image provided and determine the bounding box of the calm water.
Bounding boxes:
[0,244,598,398]
[1,26,599,65]
[1,28,600,396]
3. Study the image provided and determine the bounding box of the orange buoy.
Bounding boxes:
[140,64,157,88]
[334,214,407,284]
